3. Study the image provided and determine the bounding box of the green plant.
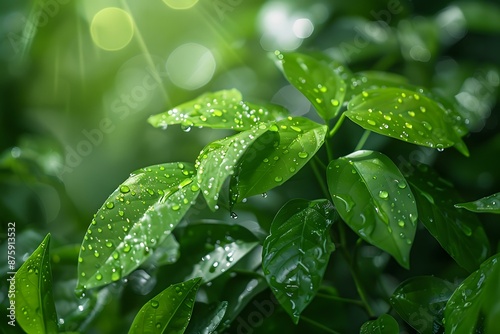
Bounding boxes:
[11,51,500,333]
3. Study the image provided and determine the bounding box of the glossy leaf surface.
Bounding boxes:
[128,277,202,334]
[347,71,411,99]
[148,89,287,131]
[262,199,336,323]
[346,88,469,156]
[184,301,228,334]
[14,234,58,333]
[455,192,500,214]
[230,117,327,207]
[360,314,399,334]
[404,163,489,272]
[327,150,417,269]
[77,163,199,290]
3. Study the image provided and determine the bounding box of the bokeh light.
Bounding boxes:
[90,7,134,51]
[162,0,199,10]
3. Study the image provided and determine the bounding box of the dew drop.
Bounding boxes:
[383,114,392,121]
[315,97,323,104]
[120,185,130,193]
[181,124,192,132]
[123,244,131,253]
[367,119,376,126]
[420,106,426,113]
[398,221,405,227]
[275,176,283,183]
[95,273,103,281]
[362,91,369,97]
[106,202,114,209]
[150,300,159,309]
[331,99,340,107]
[378,191,389,199]
[290,126,302,133]
[230,212,238,219]
[172,205,180,211]
[111,270,121,281]
[298,152,309,159]
[407,111,415,117]
[262,192,268,198]
[405,122,413,129]
[105,241,113,248]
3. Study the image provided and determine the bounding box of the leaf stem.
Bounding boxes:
[316,292,365,308]
[328,112,346,138]
[354,130,371,151]
[311,159,330,199]
[301,316,342,334]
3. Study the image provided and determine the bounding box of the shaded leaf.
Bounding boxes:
[230,117,327,207]
[346,88,469,156]
[184,301,228,334]
[455,192,500,214]
[279,52,347,121]
[144,233,180,267]
[327,150,418,269]
[445,253,500,334]
[14,233,58,333]
[128,277,202,334]
[360,314,399,333]
[403,163,489,272]
[262,199,336,323]
[77,163,200,290]
[390,276,456,334]
[148,89,287,131]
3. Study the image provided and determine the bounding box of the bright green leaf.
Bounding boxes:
[230,117,327,207]
[128,277,202,334]
[360,314,399,333]
[445,253,500,334]
[346,88,469,156]
[390,276,456,334]
[262,199,336,324]
[403,163,489,272]
[455,192,500,214]
[147,89,287,131]
[327,150,418,269]
[185,301,228,334]
[346,71,411,99]
[77,163,200,290]
[14,233,58,334]
[279,52,347,121]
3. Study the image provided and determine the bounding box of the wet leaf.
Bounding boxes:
[455,192,500,214]
[360,314,399,333]
[77,163,200,290]
[148,89,287,131]
[184,301,228,334]
[14,233,58,333]
[262,199,336,324]
[128,277,202,334]
[229,117,327,207]
[144,233,180,267]
[346,88,469,156]
[390,276,456,334]
[445,253,500,334]
[327,150,418,269]
[403,163,490,272]
[279,52,347,121]
[347,71,411,100]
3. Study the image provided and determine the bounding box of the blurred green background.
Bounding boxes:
[1,0,500,332]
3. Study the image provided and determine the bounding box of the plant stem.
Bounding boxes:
[311,159,330,199]
[301,316,342,334]
[328,112,346,138]
[316,292,365,308]
[354,130,371,151]
[325,139,334,162]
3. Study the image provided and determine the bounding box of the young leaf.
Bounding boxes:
[77,163,200,290]
[230,117,327,207]
[327,150,418,269]
[455,192,500,214]
[128,277,202,334]
[403,163,490,272]
[184,301,228,334]
[444,253,500,334]
[390,276,456,334]
[346,88,469,156]
[279,52,347,121]
[360,314,399,334]
[195,126,269,210]
[346,71,411,100]
[13,234,58,334]
[262,199,336,324]
[148,89,287,131]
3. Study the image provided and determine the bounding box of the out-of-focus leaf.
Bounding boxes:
[456,2,500,33]
[360,314,399,334]
[455,192,500,214]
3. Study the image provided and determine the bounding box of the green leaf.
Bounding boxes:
[128,277,202,334]
[262,199,336,324]
[230,117,327,207]
[455,192,500,214]
[144,233,180,267]
[77,163,200,290]
[279,52,347,121]
[346,88,469,156]
[347,71,411,100]
[195,126,269,210]
[360,314,399,333]
[14,233,58,334]
[184,301,228,334]
[147,89,287,131]
[403,163,490,272]
[445,253,500,334]
[390,276,456,334]
[327,150,418,269]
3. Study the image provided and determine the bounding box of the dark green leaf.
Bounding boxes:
[403,163,489,272]
[360,314,399,333]
[230,117,327,207]
[77,163,200,290]
[144,234,180,267]
[14,233,58,333]
[128,277,202,334]
[457,2,500,33]
[455,192,500,214]
[390,276,456,334]
[184,301,228,334]
[262,199,336,324]
[346,88,469,156]
[279,52,347,121]
[327,150,418,269]
[147,89,287,131]
[445,253,500,334]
